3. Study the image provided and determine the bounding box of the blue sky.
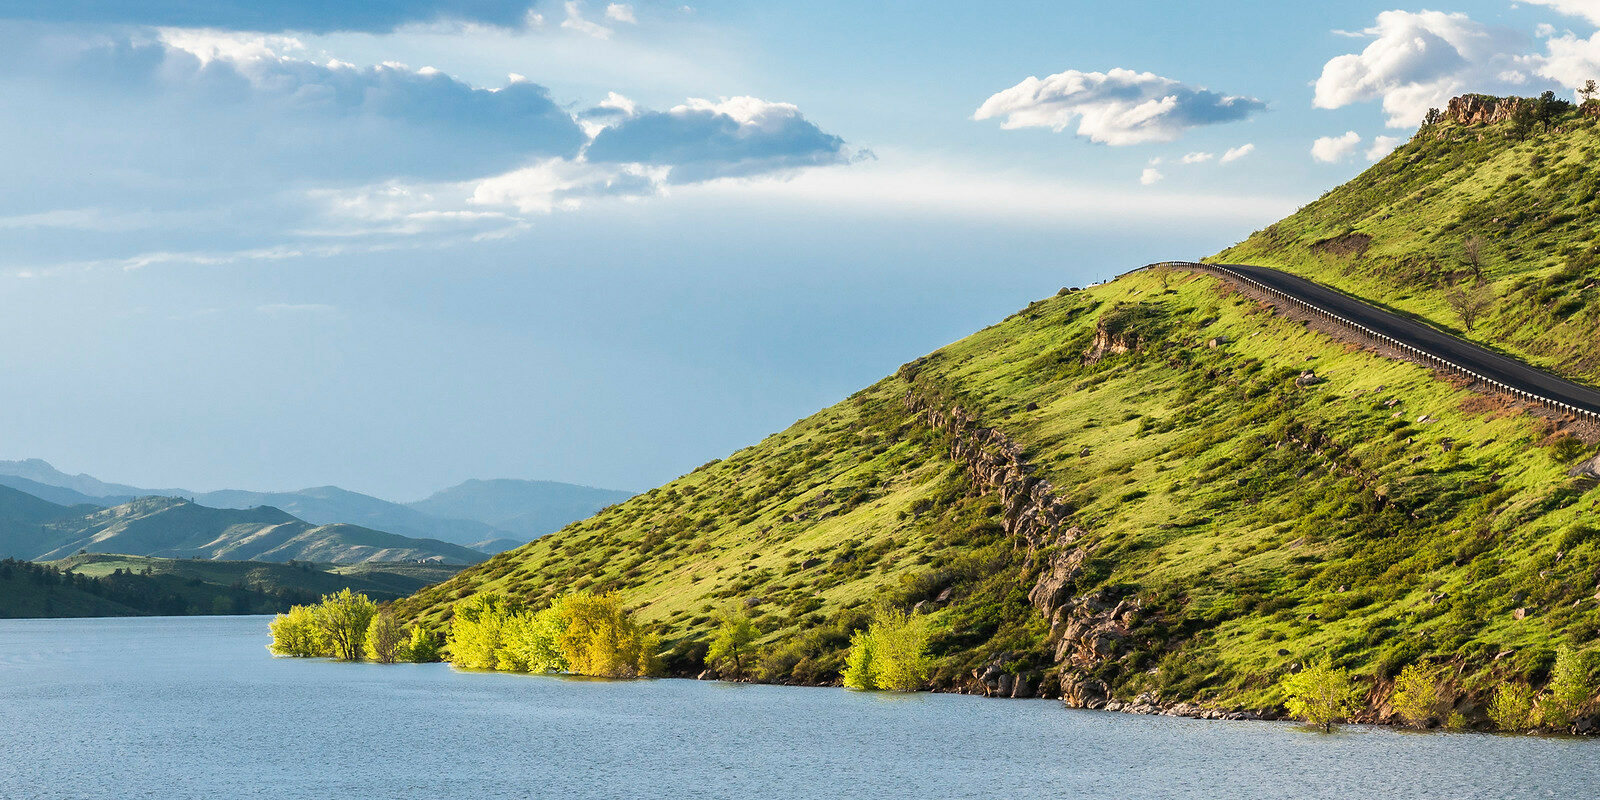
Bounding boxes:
[2,0,1598,499]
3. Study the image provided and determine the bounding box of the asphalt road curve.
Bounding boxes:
[1191,262,1600,419]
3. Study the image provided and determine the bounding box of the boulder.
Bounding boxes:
[1061,676,1109,709]
[1569,455,1600,480]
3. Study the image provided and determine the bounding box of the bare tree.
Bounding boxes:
[1462,235,1486,282]
[1447,284,1493,332]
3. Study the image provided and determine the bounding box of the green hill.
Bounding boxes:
[1216,94,1600,385]
[397,96,1600,719]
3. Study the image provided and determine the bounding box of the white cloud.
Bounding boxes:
[973,67,1265,145]
[1140,167,1164,185]
[1220,143,1255,163]
[1311,131,1362,163]
[1313,10,1534,127]
[1539,31,1600,88]
[561,1,614,39]
[605,3,637,23]
[1366,135,1405,161]
[1524,0,1600,26]
[1179,151,1214,164]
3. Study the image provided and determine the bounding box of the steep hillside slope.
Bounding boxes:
[409,479,635,540]
[1216,95,1600,385]
[401,267,1600,714]
[1,496,486,565]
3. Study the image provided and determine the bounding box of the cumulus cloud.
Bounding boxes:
[0,0,539,33]
[1140,167,1164,185]
[0,30,855,273]
[1366,135,1405,161]
[1539,30,1600,88]
[1524,0,1600,26]
[1313,10,1537,127]
[973,68,1266,145]
[1311,131,1363,163]
[1220,143,1255,163]
[586,96,853,182]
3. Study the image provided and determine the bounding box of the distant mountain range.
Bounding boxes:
[0,459,634,555]
[0,487,486,565]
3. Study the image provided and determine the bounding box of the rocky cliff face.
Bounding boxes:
[899,380,1145,703]
[1447,94,1527,125]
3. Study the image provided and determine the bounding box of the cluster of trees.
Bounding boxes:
[446,591,657,678]
[2,557,318,617]
[268,589,442,663]
[842,607,934,691]
[1279,647,1597,733]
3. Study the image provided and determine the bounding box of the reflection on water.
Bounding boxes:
[0,615,1593,799]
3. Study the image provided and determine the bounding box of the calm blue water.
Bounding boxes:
[0,615,1595,799]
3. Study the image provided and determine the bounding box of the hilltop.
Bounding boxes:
[400,251,1600,717]
[1216,93,1600,385]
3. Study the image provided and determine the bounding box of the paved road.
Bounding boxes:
[1167,262,1600,419]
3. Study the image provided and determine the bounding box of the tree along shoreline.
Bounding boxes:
[270,591,1598,736]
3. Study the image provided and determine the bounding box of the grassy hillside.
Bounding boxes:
[1215,97,1600,384]
[401,265,1600,713]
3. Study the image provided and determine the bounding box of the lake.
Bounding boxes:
[0,615,1594,799]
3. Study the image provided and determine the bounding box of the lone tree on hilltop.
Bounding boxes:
[1580,80,1598,103]
[1422,107,1444,126]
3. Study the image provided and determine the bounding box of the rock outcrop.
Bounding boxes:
[1447,94,1527,125]
[899,379,1152,705]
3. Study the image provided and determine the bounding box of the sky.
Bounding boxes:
[2,0,1598,500]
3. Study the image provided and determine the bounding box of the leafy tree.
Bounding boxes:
[365,609,405,664]
[1581,79,1598,103]
[842,629,877,690]
[1281,657,1359,732]
[1508,101,1537,141]
[1487,682,1538,731]
[402,626,442,663]
[556,591,656,678]
[268,604,325,658]
[1389,663,1443,727]
[841,608,931,691]
[505,604,569,673]
[871,609,933,691]
[706,612,760,679]
[1539,646,1594,729]
[447,593,522,670]
[1422,107,1444,126]
[313,589,378,661]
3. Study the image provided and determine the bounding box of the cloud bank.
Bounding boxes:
[973,68,1266,145]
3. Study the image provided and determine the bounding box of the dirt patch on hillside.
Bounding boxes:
[1310,232,1372,259]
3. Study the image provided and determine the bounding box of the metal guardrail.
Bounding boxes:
[1144,261,1600,423]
